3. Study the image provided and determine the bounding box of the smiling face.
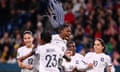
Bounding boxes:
[23,33,33,47]
[67,41,76,56]
[68,43,76,53]
[93,39,105,53]
[61,26,71,40]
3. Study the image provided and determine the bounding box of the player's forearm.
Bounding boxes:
[62,66,65,72]
[107,66,111,72]
[77,62,93,71]
[17,60,33,70]
[107,69,111,72]
[18,52,33,61]
[63,55,71,61]
[17,60,25,69]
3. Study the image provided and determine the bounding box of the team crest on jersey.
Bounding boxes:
[76,60,79,64]
[100,57,104,62]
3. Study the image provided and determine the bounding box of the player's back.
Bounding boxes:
[37,43,60,72]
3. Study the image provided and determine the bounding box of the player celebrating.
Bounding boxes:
[51,24,71,56]
[36,31,65,72]
[84,38,114,72]
[51,24,72,70]
[17,31,34,72]
[18,31,65,72]
[62,41,93,72]
[62,41,83,72]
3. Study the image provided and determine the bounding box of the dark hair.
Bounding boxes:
[58,24,70,33]
[23,31,33,36]
[67,41,75,48]
[94,38,106,52]
[40,31,51,43]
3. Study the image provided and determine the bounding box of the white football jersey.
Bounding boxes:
[51,34,67,56]
[84,52,112,72]
[62,58,75,72]
[62,53,84,72]
[35,43,61,72]
[71,53,89,71]
[17,46,35,72]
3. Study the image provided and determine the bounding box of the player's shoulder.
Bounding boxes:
[52,34,59,39]
[45,43,53,46]
[52,34,58,37]
[103,53,111,59]
[75,53,84,58]
[52,34,63,41]
[17,46,26,52]
[39,43,54,48]
[86,52,95,56]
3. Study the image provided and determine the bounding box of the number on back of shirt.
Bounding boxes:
[28,58,33,65]
[45,54,57,67]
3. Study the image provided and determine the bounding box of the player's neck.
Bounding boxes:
[96,52,103,54]
[26,44,33,48]
[59,34,65,40]
[71,52,75,56]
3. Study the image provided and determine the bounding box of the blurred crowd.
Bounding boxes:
[0,0,120,67]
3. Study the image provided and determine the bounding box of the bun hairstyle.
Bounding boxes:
[94,38,106,52]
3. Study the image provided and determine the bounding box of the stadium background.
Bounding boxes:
[0,0,120,72]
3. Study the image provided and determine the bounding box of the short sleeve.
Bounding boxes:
[76,60,88,71]
[106,55,112,66]
[83,53,91,63]
[35,46,41,54]
[16,48,22,59]
[62,59,65,66]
